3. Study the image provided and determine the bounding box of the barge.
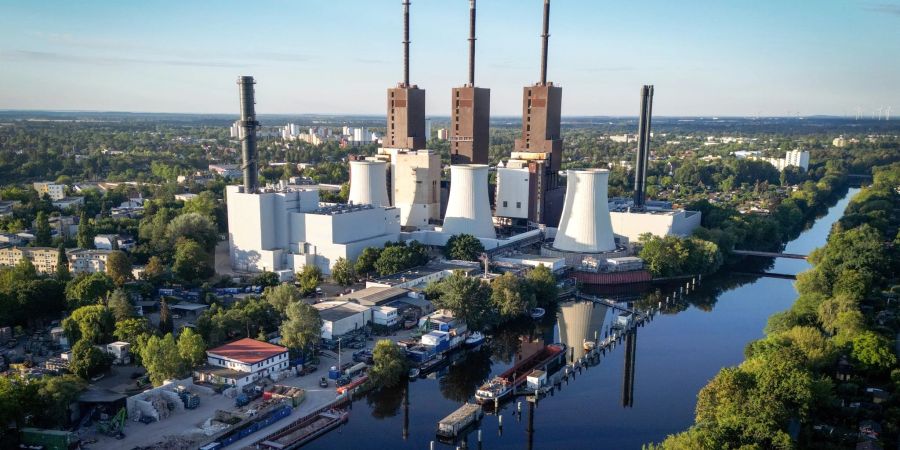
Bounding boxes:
[475,344,566,405]
[437,403,483,440]
[256,409,348,449]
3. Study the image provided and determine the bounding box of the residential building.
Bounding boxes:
[199,338,289,388]
[93,234,135,251]
[0,246,60,274]
[52,197,85,210]
[33,182,67,201]
[174,193,198,202]
[67,249,113,274]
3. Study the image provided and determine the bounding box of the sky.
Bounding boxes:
[0,0,898,117]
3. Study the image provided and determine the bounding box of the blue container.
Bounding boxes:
[328,367,340,380]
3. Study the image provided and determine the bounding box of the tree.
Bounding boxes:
[491,272,534,319]
[142,255,166,285]
[69,339,109,379]
[252,271,280,288]
[34,211,52,246]
[444,234,484,261]
[166,213,218,252]
[264,283,302,314]
[331,257,355,287]
[296,264,322,296]
[370,339,408,388]
[113,317,153,363]
[851,331,898,372]
[172,238,213,283]
[140,333,183,385]
[159,298,173,334]
[106,250,133,286]
[107,288,134,321]
[65,272,115,309]
[177,328,206,371]
[55,243,70,281]
[524,264,558,308]
[62,305,115,345]
[76,211,95,249]
[429,271,493,331]
[355,247,381,277]
[33,375,85,429]
[279,302,323,354]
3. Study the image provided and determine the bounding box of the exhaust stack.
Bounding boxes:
[540,0,551,85]
[238,76,259,194]
[633,85,654,209]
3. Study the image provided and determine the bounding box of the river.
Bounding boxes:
[305,188,859,450]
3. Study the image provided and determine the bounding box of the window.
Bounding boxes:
[502,201,508,207]
[516,202,522,209]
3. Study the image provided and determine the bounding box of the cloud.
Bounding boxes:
[862,2,900,16]
[0,50,245,68]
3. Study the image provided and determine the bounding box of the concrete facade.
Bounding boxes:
[378,148,441,228]
[494,166,531,219]
[609,209,702,242]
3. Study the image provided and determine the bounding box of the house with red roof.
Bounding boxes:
[195,338,289,388]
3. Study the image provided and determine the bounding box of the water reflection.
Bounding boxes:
[622,329,636,408]
[438,348,492,402]
[557,300,608,361]
[365,383,403,419]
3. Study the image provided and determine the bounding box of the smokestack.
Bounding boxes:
[403,0,411,87]
[468,0,476,86]
[554,169,616,253]
[633,85,654,209]
[238,76,259,194]
[443,164,495,239]
[540,0,551,85]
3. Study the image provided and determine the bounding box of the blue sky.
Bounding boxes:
[0,0,898,116]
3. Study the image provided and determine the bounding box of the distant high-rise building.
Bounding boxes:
[385,1,426,151]
[449,0,490,165]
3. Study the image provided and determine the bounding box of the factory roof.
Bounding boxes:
[313,301,370,322]
[373,261,478,286]
[340,286,409,306]
[312,203,377,216]
[207,338,287,364]
[169,302,210,312]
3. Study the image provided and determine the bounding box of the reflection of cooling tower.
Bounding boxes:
[554,169,615,252]
[557,300,608,361]
[348,161,389,207]
[443,164,495,238]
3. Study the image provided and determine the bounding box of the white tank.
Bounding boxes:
[553,169,616,253]
[348,160,389,207]
[443,164,495,239]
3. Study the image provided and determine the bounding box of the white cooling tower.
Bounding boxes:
[553,169,616,253]
[443,164,496,239]
[348,160,389,207]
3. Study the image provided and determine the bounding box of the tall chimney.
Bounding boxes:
[468,0,476,86]
[238,76,259,194]
[403,0,411,87]
[633,85,654,209]
[539,0,551,86]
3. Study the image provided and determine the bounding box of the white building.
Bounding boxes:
[52,197,85,210]
[175,193,199,202]
[67,249,113,274]
[313,301,372,340]
[495,164,531,219]
[608,209,702,242]
[201,338,289,388]
[226,184,400,276]
[33,182,67,201]
[377,148,441,228]
[750,150,810,172]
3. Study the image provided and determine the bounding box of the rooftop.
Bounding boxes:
[313,301,370,322]
[207,338,287,364]
[340,286,409,306]
[373,261,478,285]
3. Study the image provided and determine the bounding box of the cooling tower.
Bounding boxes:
[443,164,495,238]
[348,160,390,207]
[553,169,616,253]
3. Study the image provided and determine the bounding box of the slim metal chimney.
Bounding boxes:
[402,0,411,87]
[539,0,551,86]
[633,85,654,209]
[238,76,259,194]
[468,0,476,86]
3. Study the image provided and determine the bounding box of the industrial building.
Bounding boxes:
[385,1,427,151]
[200,338,289,388]
[449,0,490,165]
[377,148,441,228]
[314,301,372,341]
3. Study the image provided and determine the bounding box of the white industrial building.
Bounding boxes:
[226,184,400,277]
[443,164,495,239]
[376,148,441,228]
[494,163,531,219]
[314,301,372,340]
[608,208,702,242]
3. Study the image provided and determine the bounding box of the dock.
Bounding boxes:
[437,403,483,438]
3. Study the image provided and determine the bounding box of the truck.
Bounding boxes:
[21,427,79,450]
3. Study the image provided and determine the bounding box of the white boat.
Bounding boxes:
[408,368,420,379]
[530,308,545,319]
[465,331,485,347]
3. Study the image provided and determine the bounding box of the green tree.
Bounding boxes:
[172,238,213,283]
[113,317,153,363]
[33,375,85,428]
[429,271,493,331]
[296,264,322,296]
[252,271,280,287]
[490,272,535,319]
[140,333,183,385]
[177,327,207,371]
[142,255,166,285]
[444,234,485,261]
[279,302,323,354]
[166,213,218,252]
[69,339,109,379]
[76,211,95,249]
[159,298,173,334]
[851,331,898,372]
[524,264,558,308]
[264,283,302,314]
[62,304,115,345]
[65,272,115,309]
[34,211,52,246]
[331,257,355,286]
[106,250,132,286]
[355,247,381,277]
[370,339,408,388]
[55,243,70,281]
[107,288,134,321]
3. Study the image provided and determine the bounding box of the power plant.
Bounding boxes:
[449,0,490,165]
[633,85,654,210]
[348,160,390,207]
[552,169,616,253]
[385,0,426,150]
[442,164,495,239]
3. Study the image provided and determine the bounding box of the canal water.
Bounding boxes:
[306,188,859,450]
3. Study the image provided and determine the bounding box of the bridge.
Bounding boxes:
[732,249,808,260]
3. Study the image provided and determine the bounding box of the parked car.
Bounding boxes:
[319,377,328,388]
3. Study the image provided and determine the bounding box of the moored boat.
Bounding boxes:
[530,308,545,319]
[474,343,566,405]
[464,331,484,347]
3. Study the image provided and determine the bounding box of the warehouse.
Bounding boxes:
[313,301,372,340]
